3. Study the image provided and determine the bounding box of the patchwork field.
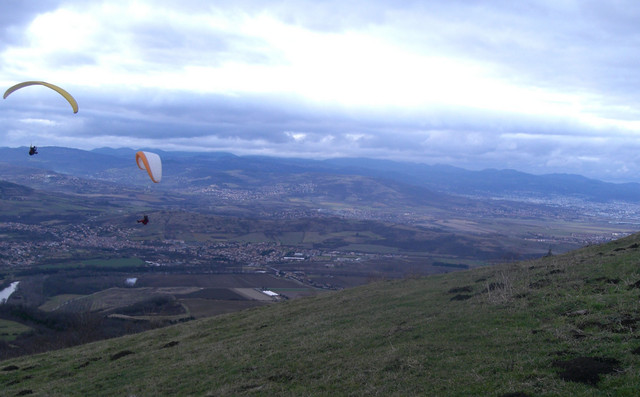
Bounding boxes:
[136,273,311,291]
[32,274,318,323]
[180,299,269,318]
[38,294,85,312]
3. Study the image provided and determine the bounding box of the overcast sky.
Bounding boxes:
[2,1,640,181]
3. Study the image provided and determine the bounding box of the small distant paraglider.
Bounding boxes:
[135,151,162,183]
[4,81,79,156]
[135,151,162,225]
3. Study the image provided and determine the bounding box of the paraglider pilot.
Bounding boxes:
[29,146,38,156]
[137,215,149,225]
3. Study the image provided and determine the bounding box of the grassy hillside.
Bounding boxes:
[3,234,640,395]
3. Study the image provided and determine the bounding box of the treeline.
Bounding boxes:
[15,261,236,278]
[0,304,162,361]
[115,296,186,316]
[432,262,469,269]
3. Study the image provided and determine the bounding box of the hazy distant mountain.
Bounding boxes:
[0,180,33,197]
[322,158,640,202]
[1,146,639,203]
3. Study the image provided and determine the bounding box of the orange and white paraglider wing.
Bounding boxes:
[135,151,162,183]
[4,81,79,113]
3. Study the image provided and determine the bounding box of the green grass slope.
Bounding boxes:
[3,234,640,396]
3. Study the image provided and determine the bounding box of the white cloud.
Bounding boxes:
[19,118,58,126]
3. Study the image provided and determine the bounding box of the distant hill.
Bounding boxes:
[0,146,131,176]
[0,178,116,223]
[323,158,640,202]
[0,180,32,198]
[1,146,639,203]
[2,232,640,394]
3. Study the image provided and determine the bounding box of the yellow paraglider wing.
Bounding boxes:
[135,151,162,183]
[3,81,79,113]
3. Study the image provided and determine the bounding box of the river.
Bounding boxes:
[0,281,19,304]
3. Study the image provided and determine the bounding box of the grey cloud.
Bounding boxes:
[71,86,612,142]
[42,51,96,69]
[0,0,62,48]
[380,1,640,108]
[4,91,637,181]
[126,21,278,69]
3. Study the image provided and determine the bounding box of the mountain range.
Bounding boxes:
[1,146,640,203]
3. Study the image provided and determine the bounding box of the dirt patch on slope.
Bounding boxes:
[553,356,620,385]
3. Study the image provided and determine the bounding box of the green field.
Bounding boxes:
[38,294,85,312]
[38,257,146,270]
[80,258,146,268]
[339,243,399,253]
[0,319,32,342]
